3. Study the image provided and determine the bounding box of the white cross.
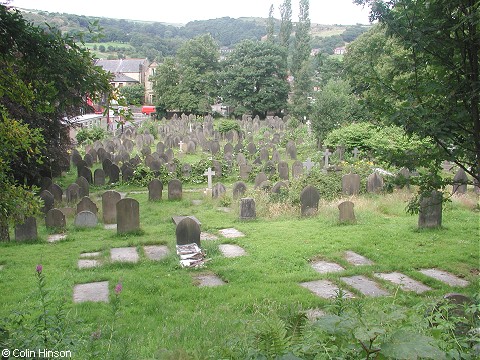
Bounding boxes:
[178,141,184,153]
[303,158,316,173]
[203,167,215,190]
[189,123,192,133]
[323,149,332,168]
[353,147,360,160]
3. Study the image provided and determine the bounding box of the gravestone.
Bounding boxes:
[175,217,201,246]
[78,166,93,184]
[102,190,121,224]
[74,211,98,227]
[156,141,165,154]
[236,153,247,166]
[271,149,281,163]
[452,168,468,194]
[48,184,63,204]
[239,198,256,220]
[264,160,276,176]
[342,173,361,195]
[148,179,163,201]
[212,160,222,178]
[109,164,120,183]
[76,176,90,197]
[352,147,360,160]
[116,198,140,234]
[259,148,269,162]
[300,185,320,216]
[418,190,443,228]
[40,176,52,192]
[45,208,66,229]
[366,172,384,193]
[292,161,304,178]
[302,158,316,174]
[338,201,356,223]
[397,167,411,188]
[254,172,268,188]
[210,140,220,155]
[15,217,38,241]
[93,169,106,186]
[286,141,297,160]
[271,181,287,194]
[212,183,227,199]
[102,158,112,177]
[203,167,215,191]
[278,161,289,180]
[186,141,196,154]
[84,153,94,167]
[39,190,54,214]
[121,164,134,182]
[322,149,332,169]
[232,181,247,199]
[168,179,182,200]
[76,196,98,215]
[65,183,80,204]
[247,142,257,156]
[239,164,252,180]
[224,143,234,155]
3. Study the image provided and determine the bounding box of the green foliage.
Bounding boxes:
[119,84,145,106]
[137,119,159,139]
[76,126,107,145]
[216,119,240,134]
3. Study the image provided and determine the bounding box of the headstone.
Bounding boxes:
[102,158,112,177]
[247,142,257,156]
[116,198,140,234]
[300,185,320,216]
[84,153,94,167]
[212,160,222,178]
[175,217,201,246]
[76,196,98,215]
[232,181,247,199]
[78,166,93,184]
[239,164,252,180]
[14,217,38,241]
[148,179,163,201]
[418,190,443,228]
[212,183,227,199]
[45,208,66,229]
[224,143,234,155]
[271,181,287,194]
[239,198,256,220]
[76,176,90,197]
[102,190,121,224]
[254,172,268,188]
[302,158,316,174]
[203,168,216,190]
[48,183,63,204]
[186,141,196,154]
[286,141,297,160]
[342,173,361,195]
[278,161,289,180]
[39,190,54,214]
[452,168,468,194]
[168,179,182,200]
[259,148,269,162]
[338,201,356,223]
[109,164,120,183]
[366,172,384,193]
[210,140,220,155]
[74,211,98,227]
[121,164,134,182]
[66,183,80,204]
[40,176,52,192]
[156,141,165,154]
[352,147,360,160]
[323,149,332,169]
[236,153,247,166]
[292,161,304,178]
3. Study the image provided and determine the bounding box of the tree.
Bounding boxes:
[290,60,313,120]
[221,40,289,118]
[352,0,480,183]
[267,4,275,42]
[119,84,145,106]
[278,0,292,50]
[291,0,311,77]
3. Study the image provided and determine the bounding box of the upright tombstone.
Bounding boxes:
[109,164,120,183]
[342,173,361,195]
[271,181,288,195]
[116,198,140,234]
[418,190,443,228]
[323,149,332,169]
[239,164,252,180]
[148,179,163,201]
[278,161,289,180]
[397,167,411,188]
[78,166,93,184]
[239,198,256,220]
[303,158,316,174]
[102,158,112,177]
[40,177,53,192]
[292,161,304,178]
[338,201,356,223]
[168,179,182,200]
[286,141,297,160]
[48,183,63,204]
[452,168,468,195]
[102,190,121,224]
[175,217,201,246]
[94,168,106,186]
[76,196,98,215]
[45,208,66,229]
[366,172,384,193]
[76,176,90,197]
[300,185,320,216]
[66,183,80,204]
[232,181,247,199]
[254,172,268,189]
[15,217,38,241]
[203,167,216,194]
[39,190,54,214]
[212,183,227,198]
[74,211,98,228]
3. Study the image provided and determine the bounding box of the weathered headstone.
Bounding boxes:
[232,181,247,199]
[76,176,90,197]
[338,201,356,223]
[278,161,289,180]
[366,172,384,193]
[239,198,256,220]
[66,183,80,204]
[74,211,98,228]
[48,183,63,204]
[109,164,120,183]
[452,168,468,194]
[168,179,182,200]
[78,166,93,184]
[76,196,98,215]
[342,173,361,195]
[271,181,287,194]
[292,161,304,178]
[212,183,227,198]
[176,217,201,246]
[102,190,121,224]
[302,158,316,174]
[418,190,443,228]
[45,208,66,229]
[239,164,252,180]
[300,185,320,216]
[148,179,163,201]
[116,198,140,234]
[94,169,106,186]
[254,172,268,188]
[14,217,38,241]
[39,190,54,214]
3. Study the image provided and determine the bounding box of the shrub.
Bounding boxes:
[217,119,240,134]
[76,126,107,145]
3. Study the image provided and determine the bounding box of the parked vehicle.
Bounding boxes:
[141,106,156,115]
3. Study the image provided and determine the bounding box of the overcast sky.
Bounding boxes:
[9,0,371,25]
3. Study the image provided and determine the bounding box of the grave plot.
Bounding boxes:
[200,232,218,241]
[193,273,226,287]
[218,244,247,258]
[419,268,469,287]
[300,280,354,299]
[73,281,109,303]
[374,272,431,293]
[78,252,103,269]
[219,228,245,238]
[47,234,67,243]
[340,275,389,297]
[110,247,140,263]
[310,260,345,274]
[344,251,374,266]
[143,245,169,261]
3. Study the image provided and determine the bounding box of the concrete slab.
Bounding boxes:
[110,247,139,263]
[201,232,218,241]
[419,268,469,287]
[104,224,117,230]
[219,244,246,258]
[73,281,109,303]
[311,260,345,274]
[47,234,67,243]
[78,259,101,269]
[194,274,226,287]
[344,251,374,266]
[219,228,245,238]
[374,272,431,293]
[300,280,354,299]
[217,207,232,213]
[172,215,201,226]
[80,252,101,258]
[340,275,389,297]
[143,245,169,261]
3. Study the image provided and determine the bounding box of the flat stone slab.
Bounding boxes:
[340,275,389,297]
[311,260,345,274]
[419,268,469,287]
[143,245,169,261]
[219,228,245,238]
[78,259,101,269]
[192,200,203,206]
[219,244,246,258]
[194,274,226,287]
[300,280,354,299]
[374,272,431,293]
[47,234,67,243]
[201,232,218,241]
[73,281,109,303]
[344,251,374,266]
[172,215,201,226]
[80,252,101,258]
[217,207,232,213]
[104,224,117,230]
[110,247,139,263]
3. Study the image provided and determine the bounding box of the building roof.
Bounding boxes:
[95,58,147,73]
[113,73,139,83]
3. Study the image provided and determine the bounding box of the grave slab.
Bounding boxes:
[194,274,226,287]
[78,259,101,269]
[340,275,389,297]
[300,280,354,299]
[344,251,374,266]
[219,228,245,238]
[73,281,109,303]
[311,260,345,274]
[192,200,203,206]
[47,234,67,243]
[219,244,246,258]
[201,232,218,241]
[419,268,469,287]
[80,252,101,258]
[172,215,201,226]
[374,272,431,293]
[104,224,117,230]
[110,247,139,263]
[143,245,169,261]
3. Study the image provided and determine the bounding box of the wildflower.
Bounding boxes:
[114,282,122,295]
[36,264,43,274]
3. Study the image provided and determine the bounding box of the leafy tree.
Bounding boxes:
[267,4,275,42]
[221,40,289,118]
[119,84,145,105]
[290,60,313,120]
[341,25,370,42]
[352,0,480,183]
[313,54,345,86]
[311,34,345,55]
[278,0,292,50]
[291,0,311,77]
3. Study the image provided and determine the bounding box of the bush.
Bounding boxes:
[217,119,240,134]
[76,126,107,145]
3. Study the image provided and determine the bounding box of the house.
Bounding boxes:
[94,58,157,104]
[333,46,347,55]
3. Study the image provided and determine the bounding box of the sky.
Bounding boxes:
[8,0,372,25]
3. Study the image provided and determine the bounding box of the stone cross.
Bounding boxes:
[323,149,332,168]
[306,119,312,135]
[203,167,216,190]
[178,140,184,153]
[303,158,316,173]
[353,147,360,160]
